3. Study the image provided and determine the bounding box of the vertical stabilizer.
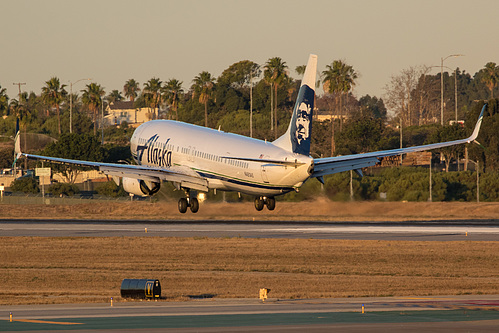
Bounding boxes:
[273,54,317,155]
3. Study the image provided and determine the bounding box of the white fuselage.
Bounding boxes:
[130,120,313,196]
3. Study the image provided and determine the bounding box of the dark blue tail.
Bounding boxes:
[273,54,317,156]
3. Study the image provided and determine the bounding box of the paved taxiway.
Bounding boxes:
[1,219,499,241]
[1,296,498,332]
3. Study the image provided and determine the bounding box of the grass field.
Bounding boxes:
[1,237,498,305]
[1,200,499,221]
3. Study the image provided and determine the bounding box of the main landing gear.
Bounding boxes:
[178,191,199,214]
[254,196,275,211]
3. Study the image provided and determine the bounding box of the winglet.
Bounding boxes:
[467,103,486,143]
[12,128,22,168]
[14,130,21,155]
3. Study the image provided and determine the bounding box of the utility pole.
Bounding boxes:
[13,82,26,100]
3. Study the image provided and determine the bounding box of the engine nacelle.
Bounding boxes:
[122,178,160,196]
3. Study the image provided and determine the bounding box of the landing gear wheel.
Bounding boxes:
[178,198,188,213]
[189,197,199,213]
[266,197,276,211]
[254,197,264,211]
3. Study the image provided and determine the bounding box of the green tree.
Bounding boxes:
[192,71,216,127]
[96,181,127,197]
[335,115,385,155]
[428,123,467,172]
[0,85,8,116]
[42,133,105,183]
[41,77,67,134]
[10,176,39,194]
[123,79,140,102]
[81,83,105,136]
[481,62,499,99]
[0,148,14,168]
[358,95,387,120]
[163,79,184,120]
[48,182,80,196]
[218,60,261,90]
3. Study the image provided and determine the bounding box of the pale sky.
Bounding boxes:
[1,0,498,102]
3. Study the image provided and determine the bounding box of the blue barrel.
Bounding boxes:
[120,279,161,299]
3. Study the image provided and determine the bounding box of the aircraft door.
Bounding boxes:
[261,165,269,183]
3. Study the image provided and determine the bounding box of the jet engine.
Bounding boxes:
[122,178,161,196]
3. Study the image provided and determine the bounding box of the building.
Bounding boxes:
[313,110,349,122]
[104,101,159,127]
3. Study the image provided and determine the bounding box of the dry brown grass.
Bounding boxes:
[1,199,499,221]
[0,237,498,305]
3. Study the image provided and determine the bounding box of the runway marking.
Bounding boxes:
[270,226,499,234]
[2,319,83,325]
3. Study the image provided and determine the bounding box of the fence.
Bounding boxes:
[0,193,138,205]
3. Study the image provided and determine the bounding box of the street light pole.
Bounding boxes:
[468,160,480,203]
[440,54,463,125]
[101,96,105,144]
[249,73,253,138]
[69,78,92,133]
[454,67,457,123]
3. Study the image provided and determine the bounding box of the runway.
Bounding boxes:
[1,219,498,331]
[1,219,499,241]
[1,296,498,332]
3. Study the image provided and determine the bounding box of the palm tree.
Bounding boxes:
[192,71,215,127]
[81,83,105,136]
[143,78,163,120]
[264,57,288,139]
[295,65,306,76]
[322,60,358,155]
[10,92,30,167]
[123,79,140,102]
[41,77,67,134]
[481,62,499,99]
[163,79,183,120]
[108,90,123,103]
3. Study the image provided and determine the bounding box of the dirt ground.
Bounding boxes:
[1,199,498,305]
[1,198,498,221]
[1,237,498,305]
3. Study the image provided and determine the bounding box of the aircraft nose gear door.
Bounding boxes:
[261,165,269,183]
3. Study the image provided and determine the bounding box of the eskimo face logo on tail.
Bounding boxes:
[290,84,314,156]
[136,134,172,167]
[295,102,311,146]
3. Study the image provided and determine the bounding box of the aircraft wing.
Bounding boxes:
[311,104,486,179]
[15,152,209,192]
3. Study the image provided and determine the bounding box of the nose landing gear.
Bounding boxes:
[254,196,275,211]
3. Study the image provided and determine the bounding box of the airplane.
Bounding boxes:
[14,54,486,213]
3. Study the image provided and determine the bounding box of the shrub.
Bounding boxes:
[10,177,39,194]
[48,182,80,196]
[96,181,127,197]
